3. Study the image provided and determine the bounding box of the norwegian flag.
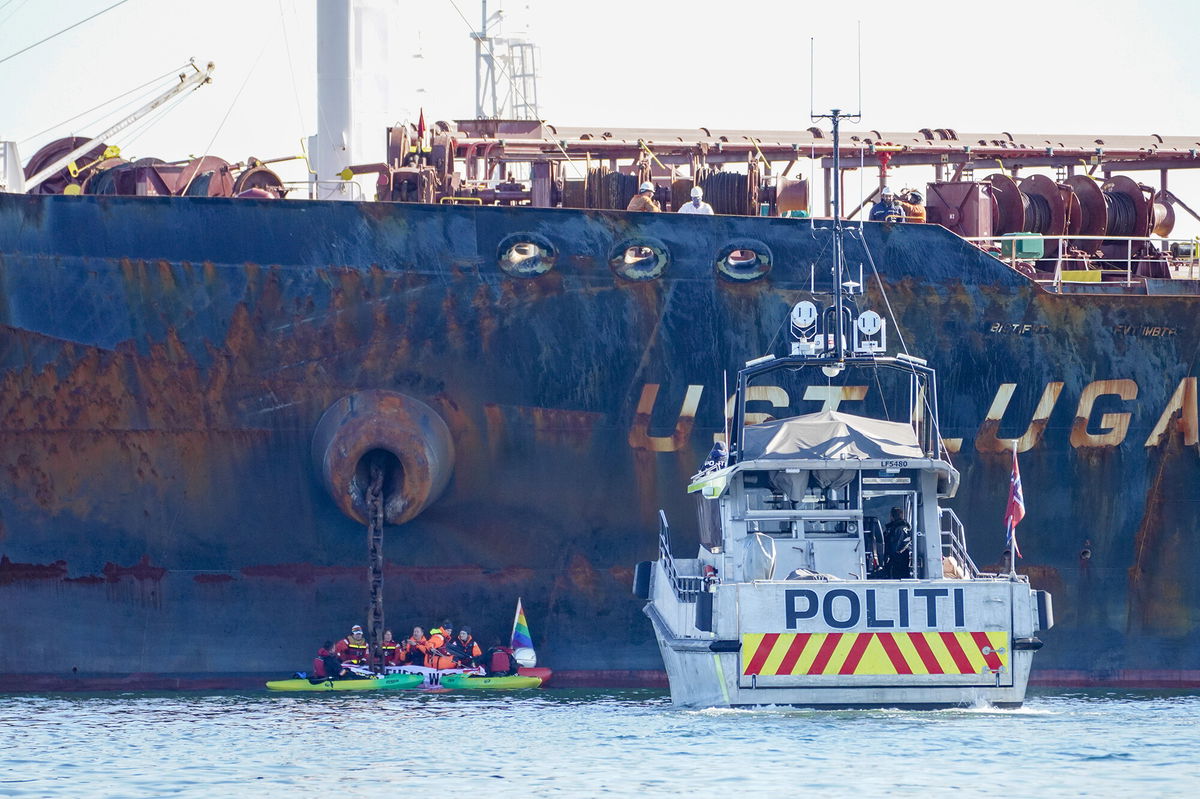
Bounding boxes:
[1004,444,1025,559]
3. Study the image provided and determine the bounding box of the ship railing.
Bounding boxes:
[963,234,1200,292]
[939,507,980,578]
[288,179,366,201]
[659,510,703,603]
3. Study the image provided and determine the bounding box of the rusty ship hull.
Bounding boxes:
[1,191,1198,688]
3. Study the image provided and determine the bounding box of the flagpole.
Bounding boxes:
[1008,442,1018,576]
[511,597,522,646]
[1008,518,1016,576]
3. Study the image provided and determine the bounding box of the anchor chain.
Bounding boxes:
[365,461,386,671]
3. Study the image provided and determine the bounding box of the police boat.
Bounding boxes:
[635,295,1054,708]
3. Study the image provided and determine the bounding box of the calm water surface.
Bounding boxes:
[1,689,1195,797]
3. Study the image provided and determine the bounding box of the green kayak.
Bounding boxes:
[438,673,543,691]
[265,673,424,692]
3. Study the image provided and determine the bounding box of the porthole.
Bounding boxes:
[609,237,670,281]
[716,239,773,281]
[497,233,557,277]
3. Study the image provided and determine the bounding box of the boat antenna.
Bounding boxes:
[810,34,862,361]
[722,369,730,451]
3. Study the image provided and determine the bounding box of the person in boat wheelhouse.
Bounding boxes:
[882,507,914,579]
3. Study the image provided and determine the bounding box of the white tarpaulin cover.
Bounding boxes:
[741,410,923,461]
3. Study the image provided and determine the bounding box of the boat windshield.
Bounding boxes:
[737,360,939,459]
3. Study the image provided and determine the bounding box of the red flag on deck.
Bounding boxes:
[1004,444,1025,559]
[417,108,426,144]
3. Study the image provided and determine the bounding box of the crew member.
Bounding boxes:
[377,630,401,667]
[898,189,926,223]
[882,506,913,579]
[702,441,726,471]
[334,624,369,665]
[677,186,714,215]
[626,181,661,212]
[401,626,428,665]
[869,186,905,222]
[448,627,483,667]
[482,639,519,677]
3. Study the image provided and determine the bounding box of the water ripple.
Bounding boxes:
[0,689,1197,796]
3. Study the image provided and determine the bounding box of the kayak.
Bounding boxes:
[385,665,480,688]
[438,673,544,691]
[265,673,424,692]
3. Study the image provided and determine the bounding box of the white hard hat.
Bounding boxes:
[690,186,703,198]
[639,181,654,193]
[880,186,894,196]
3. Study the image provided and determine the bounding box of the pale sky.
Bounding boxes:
[1,0,1198,232]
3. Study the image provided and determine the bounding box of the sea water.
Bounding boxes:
[1,689,1195,797]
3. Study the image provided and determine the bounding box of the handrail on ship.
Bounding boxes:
[658,510,702,603]
[963,234,1200,292]
[289,179,365,201]
[938,507,980,578]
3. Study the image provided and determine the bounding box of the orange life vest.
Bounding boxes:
[424,632,457,669]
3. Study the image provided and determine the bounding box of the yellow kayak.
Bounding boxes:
[266,673,424,691]
[438,673,543,691]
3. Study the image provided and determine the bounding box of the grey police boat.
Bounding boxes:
[635,294,1054,709]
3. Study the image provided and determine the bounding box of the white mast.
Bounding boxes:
[311,0,403,200]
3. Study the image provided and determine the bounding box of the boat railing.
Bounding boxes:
[939,507,980,578]
[288,179,366,201]
[963,234,1200,292]
[658,510,703,603]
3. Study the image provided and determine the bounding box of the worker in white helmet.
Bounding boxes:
[626,181,661,212]
[869,186,906,223]
[677,185,714,215]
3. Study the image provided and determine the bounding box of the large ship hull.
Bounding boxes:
[1,193,1197,687]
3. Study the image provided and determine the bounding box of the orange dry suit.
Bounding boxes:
[424,629,457,670]
[400,635,428,665]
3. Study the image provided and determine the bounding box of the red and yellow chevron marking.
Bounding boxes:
[741,631,1008,676]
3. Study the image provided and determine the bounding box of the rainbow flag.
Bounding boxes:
[511,597,534,650]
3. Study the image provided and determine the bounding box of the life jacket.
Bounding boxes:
[378,640,401,665]
[401,636,428,664]
[424,632,457,669]
[487,646,517,676]
[449,636,481,665]
[336,637,369,664]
